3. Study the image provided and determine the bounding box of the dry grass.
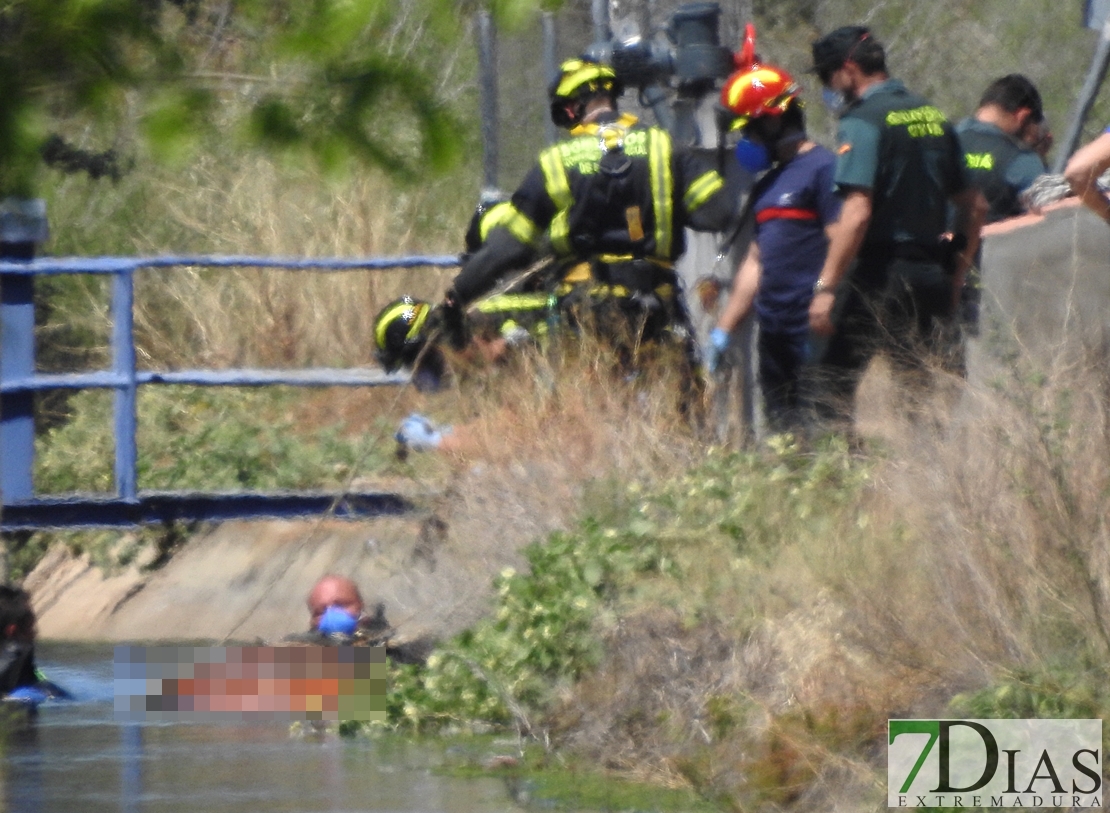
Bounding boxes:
[538,342,1110,810]
[333,338,713,640]
[125,157,464,371]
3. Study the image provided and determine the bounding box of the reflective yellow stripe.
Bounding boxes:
[504,206,540,247]
[595,253,673,269]
[649,129,674,260]
[654,283,674,302]
[540,145,574,255]
[475,293,550,314]
[408,303,429,341]
[588,283,633,298]
[684,170,724,212]
[550,211,571,255]
[540,146,573,209]
[374,302,427,350]
[480,202,538,247]
[561,261,592,283]
[479,203,514,241]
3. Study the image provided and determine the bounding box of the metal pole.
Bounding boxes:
[542,11,558,145]
[0,245,36,506]
[477,9,499,190]
[592,0,611,43]
[1053,16,1110,173]
[112,271,138,502]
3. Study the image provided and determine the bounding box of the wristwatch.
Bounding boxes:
[812,278,832,296]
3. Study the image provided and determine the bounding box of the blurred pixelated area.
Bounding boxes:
[114,645,386,722]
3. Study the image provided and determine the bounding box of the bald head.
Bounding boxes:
[307,575,364,631]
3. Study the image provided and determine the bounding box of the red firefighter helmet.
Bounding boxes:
[720,64,800,127]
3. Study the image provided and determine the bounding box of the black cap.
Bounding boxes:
[811,26,871,83]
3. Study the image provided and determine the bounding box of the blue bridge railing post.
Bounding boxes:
[112,270,138,501]
[0,245,36,504]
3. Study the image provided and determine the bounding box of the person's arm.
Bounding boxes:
[450,165,552,305]
[1065,131,1110,224]
[451,228,536,304]
[680,145,746,232]
[809,189,872,337]
[948,186,987,306]
[716,241,761,334]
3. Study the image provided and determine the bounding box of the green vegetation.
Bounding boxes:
[388,508,671,732]
[444,743,722,812]
[952,668,1109,723]
[12,383,412,582]
[34,386,396,493]
[367,346,1110,808]
[378,439,887,807]
[1,0,549,196]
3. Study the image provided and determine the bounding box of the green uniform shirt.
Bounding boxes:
[955,117,1045,223]
[834,79,967,247]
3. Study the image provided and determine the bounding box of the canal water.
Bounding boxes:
[0,643,523,813]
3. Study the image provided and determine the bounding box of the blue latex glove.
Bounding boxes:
[395,413,449,451]
[706,327,730,374]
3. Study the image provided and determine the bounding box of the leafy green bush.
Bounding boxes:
[951,668,1108,721]
[383,437,873,735]
[387,514,667,732]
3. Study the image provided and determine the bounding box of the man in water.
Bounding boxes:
[296,575,431,664]
[307,575,373,637]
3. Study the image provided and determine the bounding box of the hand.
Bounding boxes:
[706,327,730,374]
[809,290,836,337]
[395,413,448,451]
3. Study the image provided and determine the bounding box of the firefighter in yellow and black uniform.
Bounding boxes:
[439,58,741,389]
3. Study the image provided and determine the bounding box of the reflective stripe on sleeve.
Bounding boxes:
[683,170,724,213]
[500,205,540,247]
[649,129,674,260]
[540,145,574,255]
[475,293,551,314]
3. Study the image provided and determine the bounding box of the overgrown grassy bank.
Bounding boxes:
[364,354,1110,811]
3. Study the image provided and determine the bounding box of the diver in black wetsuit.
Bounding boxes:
[0,585,71,701]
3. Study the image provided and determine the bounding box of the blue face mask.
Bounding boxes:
[734,137,771,175]
[822,88,848,115]
[317,605,359,636]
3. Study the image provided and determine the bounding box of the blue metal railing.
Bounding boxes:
[0,254,457,529]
